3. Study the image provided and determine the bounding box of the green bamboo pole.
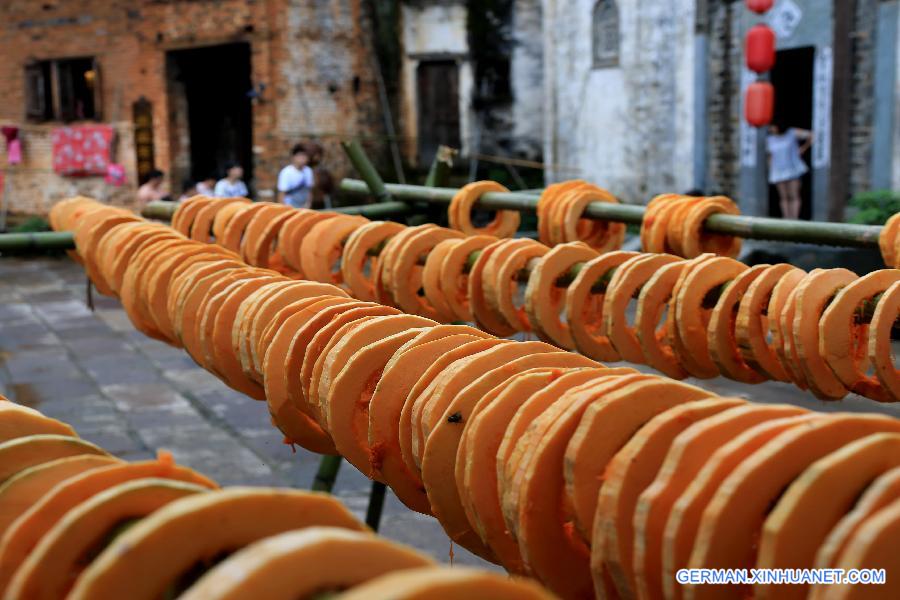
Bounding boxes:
[142,201,177,221]
[0,231,75,251]
[341,140,394,204]
[424,145,456,188]
[339,179,883,249]
[311,454,343,493]
[332,201,414,218]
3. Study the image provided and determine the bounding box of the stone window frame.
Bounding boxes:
[592,0,620,69]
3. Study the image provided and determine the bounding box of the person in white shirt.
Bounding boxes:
[767,123,812,220]
[277,144,315,208]
[214,163,249,198]
[195,176,216,196]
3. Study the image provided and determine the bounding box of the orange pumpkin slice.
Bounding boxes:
[869,280,900,402]
[566,379,717,547]
[467,239,520,336]
[604,253,682,363]
[632,404,807,600]
[247,281,347,379]
[341,221,406,301]
[104,227,181,298]
[276,210,336,274]
[449,180,519,237]
[205,275,286,398]
[811,497,900,600]
[171,196,215,236]
[7,478,208,599]
[736,263,804,382]
[640,194,686,253]
[211,201,252,243]
[190,198,249,242]
[326,327,430,474]
[565,250,639,361]
[412,341,558,469]
[239,203,294,267]
[179,527,435,600]
[262,298,354,454]
[423,354,598,561]
[0,455,121,533]
[878,211,900,267]
[707,263,770,383]
[335,566,554,600]
[687,414,900,600]
[75,213,144,296]
[674,256,748,377]
[755,433,900,600]
[218,202,279,252]
[390,226,465,319]
[524,242,598,348]
[369,332,497,513]
[820,270,900,401]
[814,466,900,572]
[300,214,370,287]
[398,338,510,484]
[500,374,655,599]
[0,404,76,443]
[372,225,432,307]
[422,238,463,322]
[634,259,693,379]
[792,268,857,400]
[168,261,245,347]
[594,397,744,598]
[774,273,815,389]
[438,234,498,322]
[0,435,107,484]
[537,180,585,245]
[299,305,400,424]
[488,239,549,332]
[551,186,625,252]
[463,368,629,574]
[660,414,820,600]
[0,452,215,593]
[664,196,705,257]
[68,488,367,600]
[680,196,742,258]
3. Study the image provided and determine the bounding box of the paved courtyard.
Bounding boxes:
[1,255,898,566]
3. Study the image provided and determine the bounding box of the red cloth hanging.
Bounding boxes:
[52,125,114,176]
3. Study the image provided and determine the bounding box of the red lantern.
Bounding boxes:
[745,82,774,127]
[746,25,776,73]
[746,0,774,13]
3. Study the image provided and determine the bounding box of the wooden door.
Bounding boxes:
[417,60,461,166]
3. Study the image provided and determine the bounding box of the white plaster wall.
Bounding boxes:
[399,2,472,163]
[544,0,700,202]
[510,0,545,158]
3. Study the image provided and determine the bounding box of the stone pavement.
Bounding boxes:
[1,255,898,567]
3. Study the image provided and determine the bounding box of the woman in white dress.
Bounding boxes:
[767,123,813,219]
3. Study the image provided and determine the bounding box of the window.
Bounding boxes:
[592,0,620,69]
[25,57,101,122]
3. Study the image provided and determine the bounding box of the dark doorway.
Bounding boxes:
[767,46,814,219]
[417,60,461,166]
[166,43,253,194]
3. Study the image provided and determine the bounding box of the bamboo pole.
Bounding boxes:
[341,139,395,204]
[339,179,884,248]
[0,231,74,251]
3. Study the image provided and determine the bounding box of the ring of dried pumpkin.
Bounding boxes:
[448,180,520,238]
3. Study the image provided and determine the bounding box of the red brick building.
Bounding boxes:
[0,0,384,217]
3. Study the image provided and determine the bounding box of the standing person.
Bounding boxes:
[136,169,169,208]
[307,141,334,209]
[277,144,315,208]
[767,123,812,220]
[214,163,249,198]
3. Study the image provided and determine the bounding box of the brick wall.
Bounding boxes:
[704,0,740,198]
[0,0,383,217]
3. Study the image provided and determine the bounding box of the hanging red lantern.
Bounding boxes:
[745,81,774,127]
[746,0,774,13]
[745,24,776,73]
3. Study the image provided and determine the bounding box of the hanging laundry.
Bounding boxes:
[1,126,21,165]
[52,125,114,176]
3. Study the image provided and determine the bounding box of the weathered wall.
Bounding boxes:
[507,0,544,159]
[399,1,473,165]
[544,0,700,203]
[0,0,382,216]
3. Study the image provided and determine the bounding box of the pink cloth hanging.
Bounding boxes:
[52,125,114,176]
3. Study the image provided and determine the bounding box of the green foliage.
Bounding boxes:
[848,190,900,225]
[11,216,50,233]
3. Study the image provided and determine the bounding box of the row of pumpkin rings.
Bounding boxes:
[162,196,897,403]
[0,400,549,600]
[57,199,900,600]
